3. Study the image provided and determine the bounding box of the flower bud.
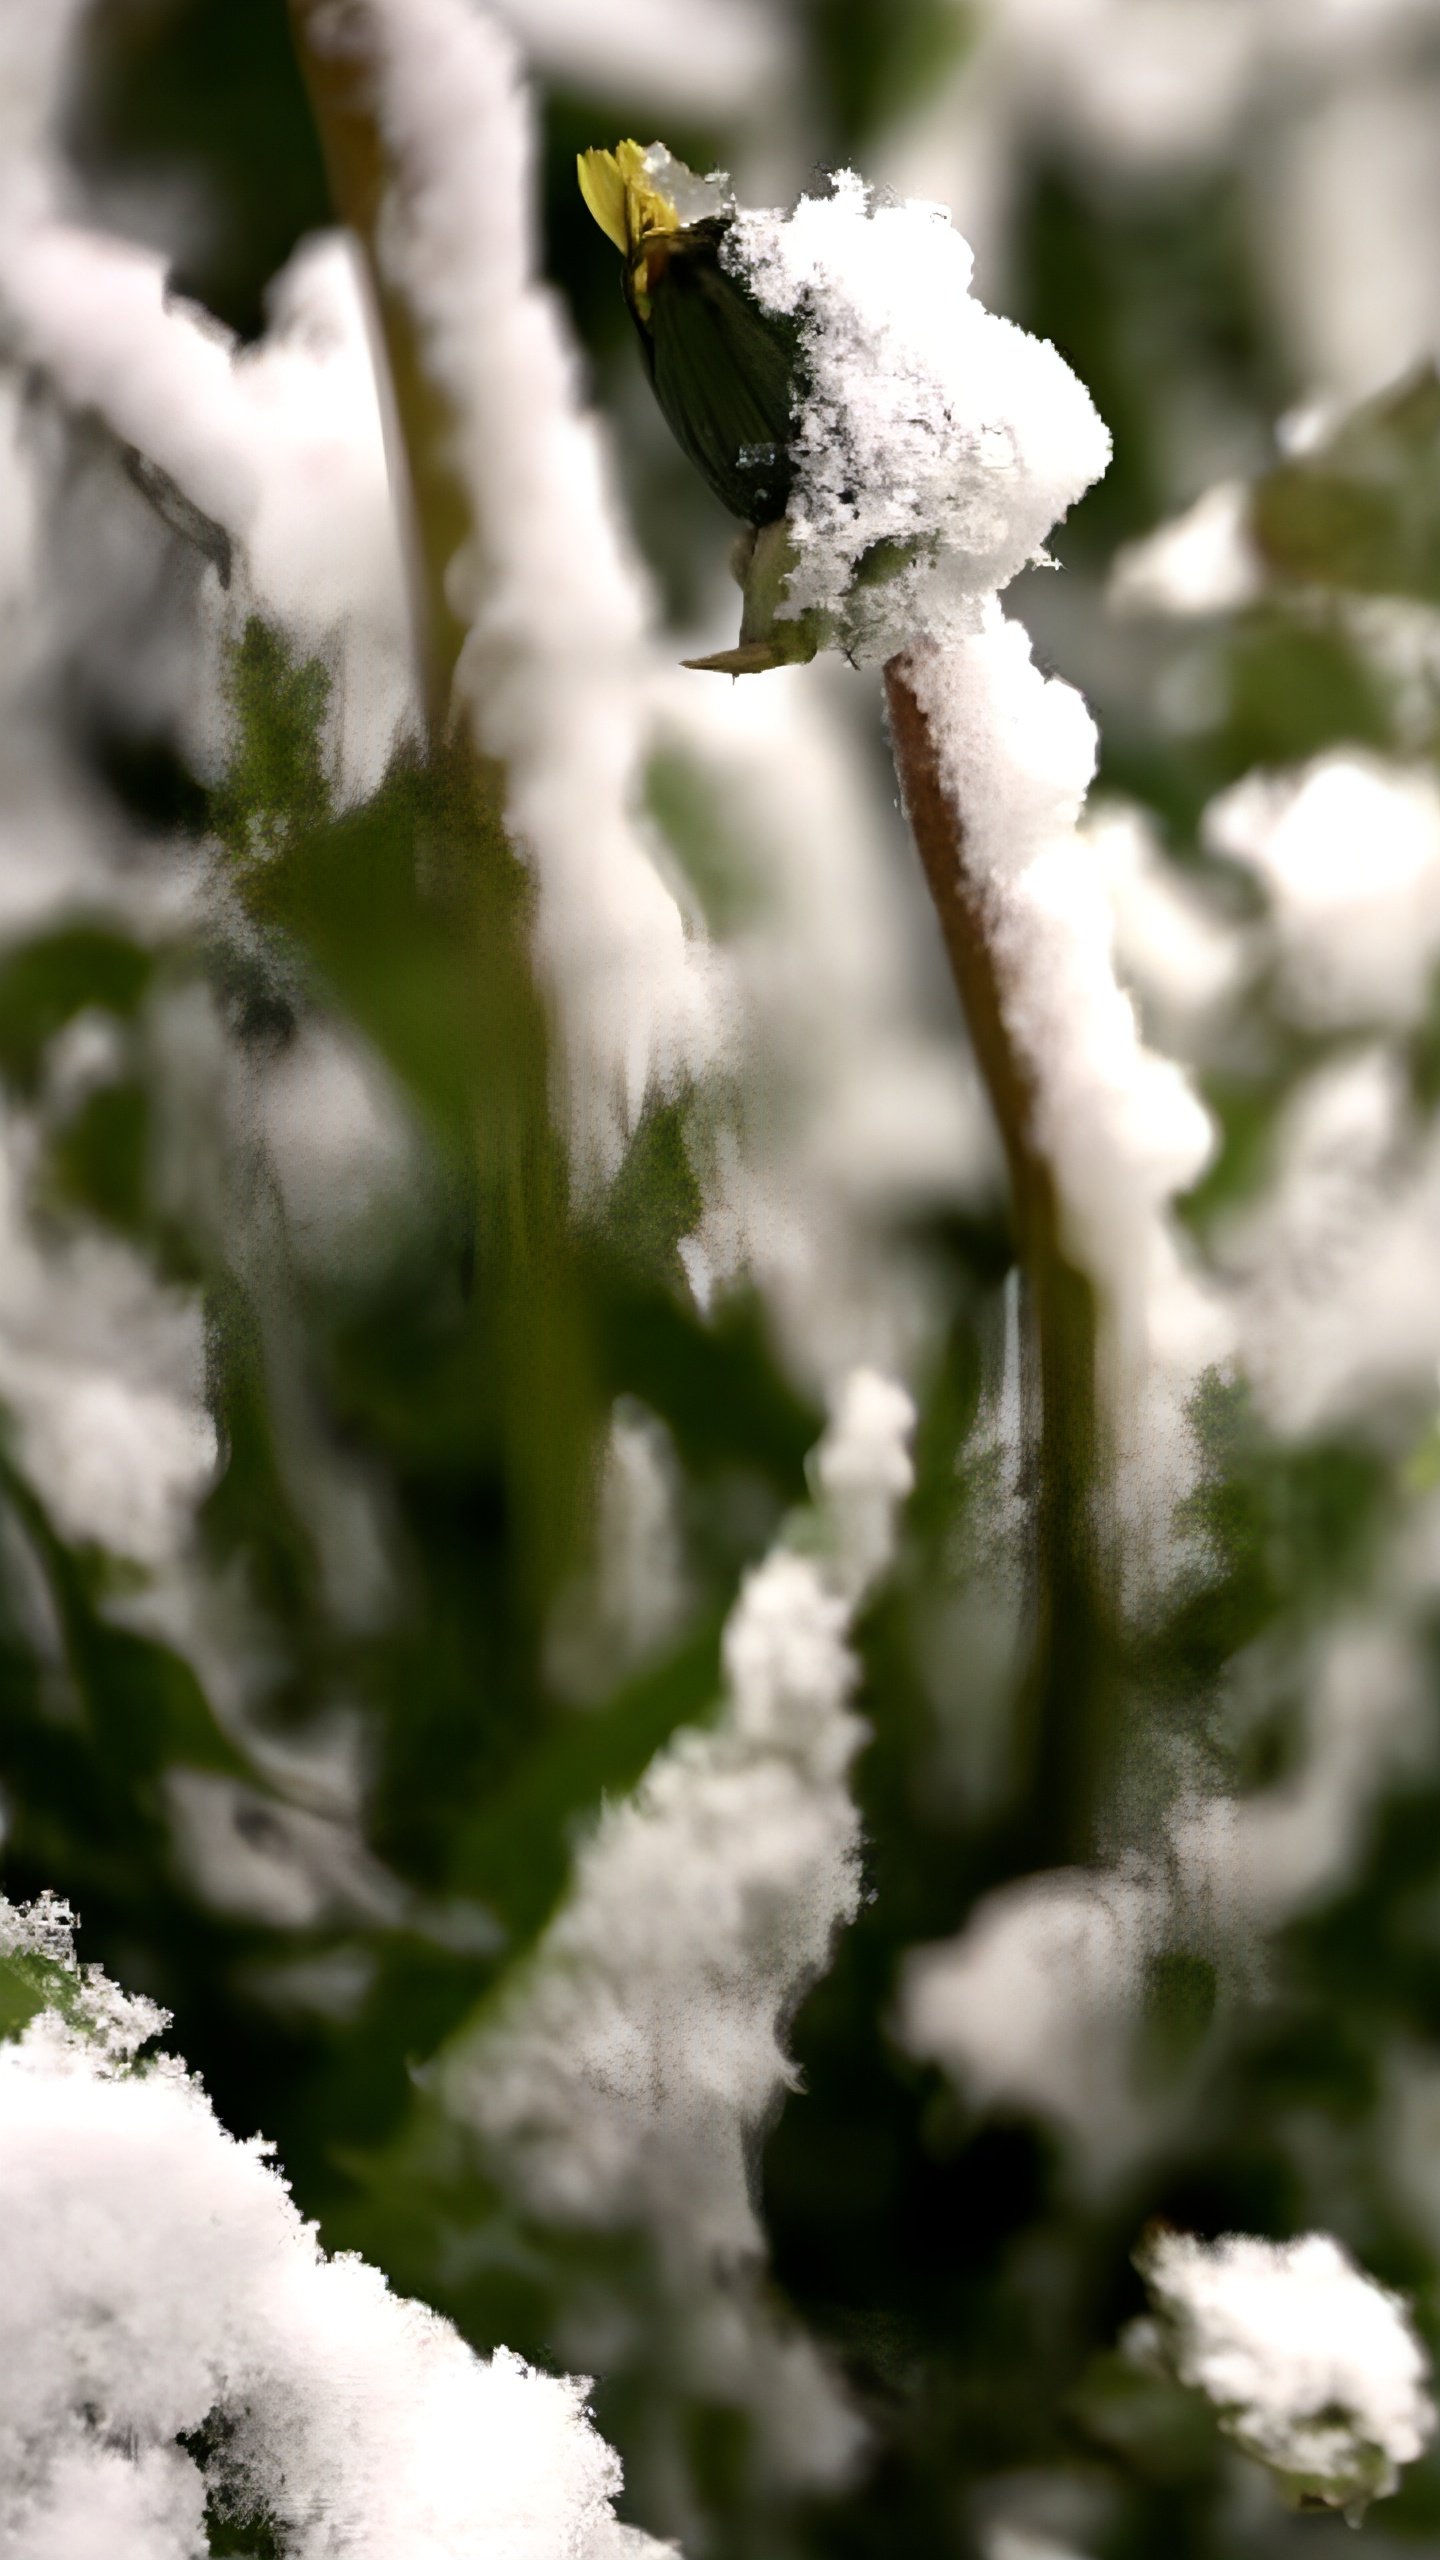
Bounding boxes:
[578,142,800,530]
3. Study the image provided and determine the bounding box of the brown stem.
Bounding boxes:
[285,0,599,1612]
[286,0,475,741]
[883,654,1107,1864]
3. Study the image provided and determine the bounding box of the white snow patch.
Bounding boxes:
[1219,1047,1440,1435]
[0,223,416,800]
[361,0,718,1179]
[898,1867,1158,2156]
[901,611,1228,1550]
[1140,2228,1435,2511]
[726,173,1109,658]
[1206,752,1440,1030]
[1110,482,1263,620]
[448,1368,914,2484]
[1085,802,1243,1043]
[0,1118,215,1568]
[659,659,988,1388]
[453,1366,913,2241]
[0,1894,647,2560]
[491,0,786,117]
[905,613,1215,1321]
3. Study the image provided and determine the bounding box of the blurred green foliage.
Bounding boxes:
[67,0,330,338]
[1253,370,1440,607]
[5,13,1440,2560]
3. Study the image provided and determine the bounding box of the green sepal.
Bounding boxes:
[684,521,831,675]
[628,218,802,526]
[683,523,929,676]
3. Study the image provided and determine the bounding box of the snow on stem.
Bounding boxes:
[581,151,1133,1845]
[285,0,474,732]
[287,0,714,1184]
[883,641,1107,1856]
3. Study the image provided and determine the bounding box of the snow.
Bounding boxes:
[0,223,416,800]
[900,611,1227,1530]
[898,1866,1157,2154]
[1171,1620,1429,1929]
[1109,482,1263,620]
[453,1366,913,2237]
[0,0,91,226]
[985,2532,1088,2560]
[811,1366,921,1600]
[259,1020,420,1274]
[657,658,987,1389]
[978,0,1440,166]
[447,1367,914,2484]
[1257,59,1440,401]
[982,0,1256,171]
[1206,752,1440,1031]
[0,1114,215,1568]
[547,1400,691,1703]
[490,0,786,117]
[1139,2228,1436,2512]
[162,1769,408,1935]
[361,0,718,1180]
[876,0,1440,408]
[0,1893,647,2560]
[726,173,1110,658]
[1219,1048,1440,1436]
[1085,802,1242,1043]
[899,1616,1430,2168]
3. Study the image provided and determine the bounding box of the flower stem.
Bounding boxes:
[285,0,600,1612]
[286,0,474,742]
[883,653,1109,1864]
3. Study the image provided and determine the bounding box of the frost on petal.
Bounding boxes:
[0,1893,644,2560]
[1137,2228,1437,2518]
[724,173,1110,658]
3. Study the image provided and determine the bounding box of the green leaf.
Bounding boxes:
[446,1614,726,1947]
[0,927,154,1096]
[1252,366,1440,602]
[213,616,333,854]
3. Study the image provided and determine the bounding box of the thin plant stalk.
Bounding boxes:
[884,652,1109,1864]
[286,0,474,739]
[285,0,599,1616]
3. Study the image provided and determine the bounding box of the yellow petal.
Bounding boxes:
[577,149,629,255]
[578,140,685,261]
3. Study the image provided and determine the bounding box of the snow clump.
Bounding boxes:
[0,1892,647,2560]
[724,171,1111,658]
[1138,2226,1436,2518]
[1205,751,1440,1032]
[447,1367,915,2486]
